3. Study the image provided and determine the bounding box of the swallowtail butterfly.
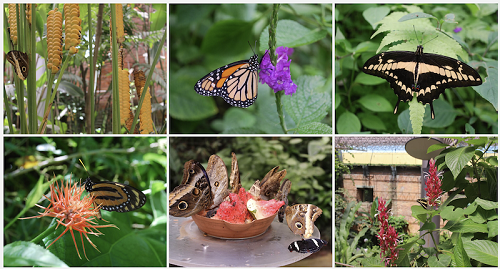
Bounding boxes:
[363,43,482,119]
[417,198,428,209]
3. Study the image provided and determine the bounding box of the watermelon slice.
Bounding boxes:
[211,187,284,223]
[212,192,253,224]
[247,198,285,220]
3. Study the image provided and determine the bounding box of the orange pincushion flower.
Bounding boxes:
[20,177,118,260]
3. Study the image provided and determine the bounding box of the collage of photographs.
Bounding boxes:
[2,3,497,268]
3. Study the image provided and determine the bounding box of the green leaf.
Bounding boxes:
[296,122,332,134]
[259,19,328,49]
[150,4,166,31]
[473,59,497,110]
[362,6,391,29]
[454,235,472,267]
[445,146,476,178]
[337,111,361,134]
[475,197,498,210]
[169,69,218,121]
[463,240,498,266]
[4,241,68,267]
[360,114,386,131]
[283,75,330,127]
[358,94,393,112]
[428,254,452,267]
[445,219,488,233]
[488,220,498,238]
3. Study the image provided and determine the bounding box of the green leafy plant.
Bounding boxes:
[395,137,498,266]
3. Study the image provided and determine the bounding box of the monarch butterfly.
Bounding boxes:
[194,46,261,108]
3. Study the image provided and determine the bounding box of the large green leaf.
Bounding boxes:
[4,241,68,267]
[445,146,476,179]
[463,240,498,266]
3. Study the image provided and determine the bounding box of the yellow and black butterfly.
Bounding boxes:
[194,47,260,108]
[417,198,428,209]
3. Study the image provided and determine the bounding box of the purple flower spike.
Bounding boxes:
[259,46,297,95]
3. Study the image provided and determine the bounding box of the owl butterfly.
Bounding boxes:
[276,179,291,223]
[229,152,241,194]
[288,238,327,254]
[285,204,322,239]
[248,166,286,200]
[169,160,212,217]
[169,154,231,217]
[205,155,229,209]
[6,51,29,80]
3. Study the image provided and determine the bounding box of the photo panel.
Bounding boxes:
[334,136,498,266]
[168,136,332,266]
[4,4,167,134]
[335,4,497,134]
[4,136,167,266]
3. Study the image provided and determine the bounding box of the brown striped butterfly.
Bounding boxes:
[80,160,146,218]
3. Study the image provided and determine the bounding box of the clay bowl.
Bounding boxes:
[191,212,277,239]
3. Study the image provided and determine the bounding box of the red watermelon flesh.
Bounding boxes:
[212,188,285,223]
[212,192,253,224]
[253,199,285,219]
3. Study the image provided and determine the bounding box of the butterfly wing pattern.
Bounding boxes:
[6,50,29,80]
[194,54,259,108]
[363,45,482,119]
[85,178,146,213]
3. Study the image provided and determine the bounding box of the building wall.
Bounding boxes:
[343,165,440,234]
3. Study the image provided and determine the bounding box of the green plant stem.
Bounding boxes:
[4,87,14,133]
[28,4,37,133]
[110,4,121,133]
[88,4,95,134]
[31,222,59,245]
[6,147,150,180]
[130,29,166,133]
[15,4,27,133]
[268,4,287,134]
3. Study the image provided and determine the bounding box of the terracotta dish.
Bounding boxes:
[191,212,278,239]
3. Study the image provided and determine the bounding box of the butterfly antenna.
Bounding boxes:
[79,159,91,178]
[248,40,258,55]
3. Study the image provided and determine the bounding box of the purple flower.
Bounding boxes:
[259,46,297,95]
[454,27,462,33]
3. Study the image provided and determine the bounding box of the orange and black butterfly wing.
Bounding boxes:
[85,178,147,213]
[194,54,259,108]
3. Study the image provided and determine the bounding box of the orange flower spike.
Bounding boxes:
[20,177,118,260]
